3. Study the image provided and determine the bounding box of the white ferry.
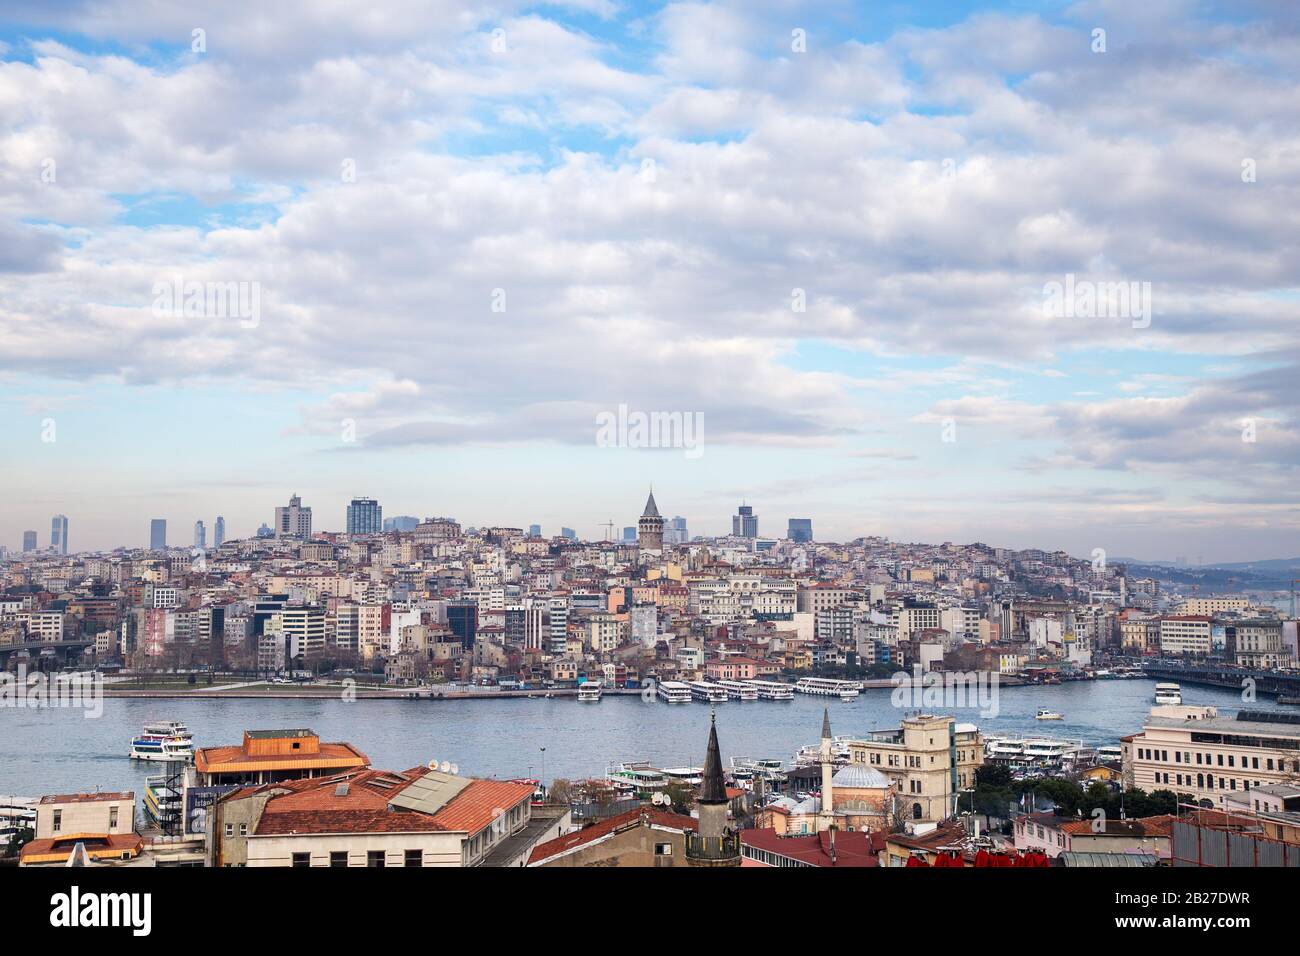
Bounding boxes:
[717,680,759,701]
[577,680,603,703]
[656,681,692,704]
[129,723,195,762]
[1022,738,1074,764]
[984,737,1026,762]
[142,720,192,739]
[1035,708,1064,720]
[143,774,182,825]
[660,767,704,787]
[1096,744,1123,763]
[744,679,795,700]
[1154,682,1182,705]
[793,677,861,699]
[606,762,668,795]
[0,797,36,842]
[730,757,787,785]
[792,736,853,766]
[688,680,729,704]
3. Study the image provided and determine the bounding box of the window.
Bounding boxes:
[225,823,234,837]
[239,823,248,836]
[52,810,61,832]
[109,807,119,828]
[292,852,311,867]
[655,843,672,856]
[404,849,423,867]
[330,851,348,867]
[367,851,386,867]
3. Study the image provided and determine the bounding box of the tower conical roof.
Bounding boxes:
[699,713,728,804]
[642,489,660,518]
[822,707,832,741]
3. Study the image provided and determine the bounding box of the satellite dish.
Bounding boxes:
[440,760,452,773]
[449,764,459,775]
[428,758,440,770]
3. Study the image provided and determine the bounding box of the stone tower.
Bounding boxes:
[686,713,741,866]
[637,489,664,551]
[818,708,836,831]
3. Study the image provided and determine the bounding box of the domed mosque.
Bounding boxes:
[760,710,893,835]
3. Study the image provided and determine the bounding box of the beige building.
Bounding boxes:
[1159,615,1212,657]
[34,791,134,839]
[1124,706,1300,809]
[847,714,983,823]
[1177,597,1249,616]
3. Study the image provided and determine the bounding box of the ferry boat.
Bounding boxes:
[606,762,669,796]
[0,797,36,842]
[730,757,787,785]
[716,679,759,701]
[142,720,191,739]
[143,774,182,826]
[688,680,729,704]
[794,677,861,699]
[1154,682,1183,705]
[1035,708,1064,720]
[984,737,1026,763]
[1022,738,1074,764]
[1096,744,1123,763]
[656,681,692,704]
[792,735,853,766]
[577,681,603,703]
[744,679,795,700]
[129,724,195,762]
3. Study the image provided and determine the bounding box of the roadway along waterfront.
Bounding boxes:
[0,678,1275,797]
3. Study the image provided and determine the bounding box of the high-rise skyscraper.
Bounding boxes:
[194,520,206,549]
[561,527,576,541]
[150,519,167,550]
[214,516,225,547]
[22,530,37,552]
[668,516,689,544]
[732,503,757,538]
[638,490,664,550]
[529,524,542,538]
[787,518,813,543]
[346,497,382,535]
[51,515,69,555]
[274,494,312,539]
[382,515,419,532]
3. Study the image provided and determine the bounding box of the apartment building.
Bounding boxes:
[1228,620,1291,669]
[1124,707,1300,808]
[1159,615,1213,657]
[846,714,983,823]
[1177,597,1250,616]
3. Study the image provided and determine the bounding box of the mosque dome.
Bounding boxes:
[832,765,892,790]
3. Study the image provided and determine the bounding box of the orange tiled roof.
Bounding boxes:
[196,741,368,775]
[251,768,534,837]
[21,832,144,864]
[1059,814,1175,838]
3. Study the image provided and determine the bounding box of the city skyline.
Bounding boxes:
[2,0,1299,562]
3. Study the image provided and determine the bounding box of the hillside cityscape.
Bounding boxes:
[2,489,1299,872]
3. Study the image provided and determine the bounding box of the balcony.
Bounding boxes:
[684,832,741,862]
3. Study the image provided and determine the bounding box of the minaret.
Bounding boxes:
[819,708,836,831]
[638,488,664,551]
[686,712,741,866]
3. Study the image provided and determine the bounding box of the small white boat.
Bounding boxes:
[1035,709,1064,721]
[577,681,603,703]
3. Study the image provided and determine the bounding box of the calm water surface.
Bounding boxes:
[0,679,1272,797]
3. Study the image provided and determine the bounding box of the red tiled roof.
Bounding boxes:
[528,808,697,865]
[39,792,133,804]
[21,832,144,863]
[742,828,879,867]
[251,767,534,837]
[1058,814,1174,838]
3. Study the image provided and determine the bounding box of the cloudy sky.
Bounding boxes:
[1,0,1298,560]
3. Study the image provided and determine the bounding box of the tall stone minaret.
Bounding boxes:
[687,712,741,866]
[818,708,836,831]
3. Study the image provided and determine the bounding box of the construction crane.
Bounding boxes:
[601,520,615,542]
